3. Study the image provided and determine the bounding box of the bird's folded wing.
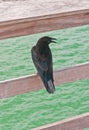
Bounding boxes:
[32,51,48,71]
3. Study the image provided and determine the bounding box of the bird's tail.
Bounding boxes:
[47,79,55,93]
[39,71,55,93]
[42,73,55,94]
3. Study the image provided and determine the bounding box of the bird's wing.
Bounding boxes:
[31,46,48,71]
[46,48,54,81]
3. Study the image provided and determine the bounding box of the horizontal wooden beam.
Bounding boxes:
[0,9,89,40]
[0,62,89,99]
[33,113,89,130]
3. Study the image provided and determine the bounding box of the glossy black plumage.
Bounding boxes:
[31,36,56,93]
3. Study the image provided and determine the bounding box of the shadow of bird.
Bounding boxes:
[31,36,57,93]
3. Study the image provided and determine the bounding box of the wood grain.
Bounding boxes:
[0,9,89,40]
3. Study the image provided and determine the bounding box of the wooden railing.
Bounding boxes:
[0,4,89,130]
[0,9,89,40]
[0,62,89,99]
[33,113,89,130]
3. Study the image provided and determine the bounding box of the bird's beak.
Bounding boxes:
[51,38,57,43]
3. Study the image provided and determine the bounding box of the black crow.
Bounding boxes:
[31,36,56,93]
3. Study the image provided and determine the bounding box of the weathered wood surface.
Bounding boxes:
[33,113,89,130]
[0,62,89,99]
[0,0,89,22]
[0,9,89,39]
[0,0,89,39]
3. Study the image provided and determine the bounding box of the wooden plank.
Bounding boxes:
[0,0,89,22]
[33,113,89,130]
[0,9,89,40]
[0,62,89,99]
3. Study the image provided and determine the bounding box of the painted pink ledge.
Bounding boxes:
[0,9,89,40]
[0,62,89,99]
[33,113,89,130]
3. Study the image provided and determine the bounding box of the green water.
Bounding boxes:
[0,25,89,129]
[0,79,89,130]
[0,25,89,81]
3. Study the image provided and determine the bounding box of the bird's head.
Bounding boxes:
[37,36,57,46]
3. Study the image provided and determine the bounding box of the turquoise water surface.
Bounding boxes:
[0,25,89,129]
